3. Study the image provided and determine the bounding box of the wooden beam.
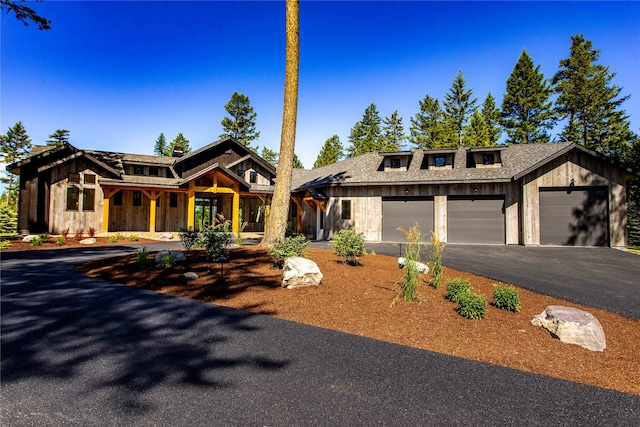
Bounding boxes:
[187,190,195,229]
[232,191,240,233]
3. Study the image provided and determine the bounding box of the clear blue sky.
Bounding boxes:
[2,0,639,172]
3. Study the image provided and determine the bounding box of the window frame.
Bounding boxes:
[66,187,80,211]
[482,153,495,165]
[134,166,144,175]
[249,171,258,184]
[390,158,401,169]
[133,191,142,207]
[148,167,159,176]
[341,200,352,220]
[68,173,80,184]
[82,188,95,211]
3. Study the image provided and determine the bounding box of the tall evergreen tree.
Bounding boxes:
[552,35,631,156]
[409,94,452,149]
[624,131,640,245]
[347,103,382,157]
[313,135,344,168]
[380,110,405,152]
[260,147,279,167]
[154,133,167,156]
[220,91,260,151]
[481,93,502,145]
[46,129,70,147]
[292,153,304,169]
[501,49,556,144]
[165,133,191,156]
[443,70,477,147]
[464,108,491,147]
[0,121,32,211]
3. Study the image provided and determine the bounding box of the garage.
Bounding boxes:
[539,187,608,246]
[448,196,505,244]
[382,197,433,242]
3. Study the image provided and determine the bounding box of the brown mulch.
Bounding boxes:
[1,236,158,251]
[74,246,640,396]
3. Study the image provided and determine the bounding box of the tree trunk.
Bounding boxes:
[260,0,299,247]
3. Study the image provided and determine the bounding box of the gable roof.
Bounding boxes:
[292,142,634,191]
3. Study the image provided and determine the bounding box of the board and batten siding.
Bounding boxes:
[521,150,627,247]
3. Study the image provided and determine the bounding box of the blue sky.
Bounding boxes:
[2,1,639,173]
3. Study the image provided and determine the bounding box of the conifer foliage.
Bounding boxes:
[443,70,477,147]
[409,94,449,149]
[347,103,383,157]
[313,135,343,168]
[0,121,32,212]
[220,92,261,151]
[46,129,70,147]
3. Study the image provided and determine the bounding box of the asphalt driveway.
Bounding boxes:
[2,246,639,425]
[311,242,640,320]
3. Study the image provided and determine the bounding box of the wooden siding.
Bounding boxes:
[233,159,273,186]
[521,150,627,247]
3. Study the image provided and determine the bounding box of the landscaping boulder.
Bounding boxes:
[154,250,186,264]
[183,272,199,280]
[158,233,174,240]
[22,235,37,242]
[531,305,606,352]
[282,256,323,289]
[398,257,429,274]
[79,238,97,245]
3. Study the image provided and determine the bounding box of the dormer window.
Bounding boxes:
[134,166,144,175]
[483,153,495,165]
[390,158,401,169]
[237,169,245,178]
[469,148,503,168]
[249,171,258,184]
[148,167,159,176]
[435,156,446,167]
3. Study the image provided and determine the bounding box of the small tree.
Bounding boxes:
[220,91,261,151]
[392,223,424,305]
[154,133,167,156]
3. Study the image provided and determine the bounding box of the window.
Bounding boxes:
[134,166,144,175]
[170,193,178,208]
[390,158,401,169]
[66,188,79,211]
[148,167,159,176]
[341,200,352,220]
[83,174,96,184]
[113,190,122,206]
[133,191,142,207]
[237,169,245,178]
[483,153,495,165]
[83,189,95,211]
[68,173,80,184]
[435,156,446,167]
[249,171,258,184]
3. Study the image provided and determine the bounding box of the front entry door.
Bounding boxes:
[194,196,218,231]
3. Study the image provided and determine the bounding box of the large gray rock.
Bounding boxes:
[531,305,606,352]
[158,233,174,240]
[398,257,429,274]
[282,256,323,289]
[22,235,38,242]
[154,250,187,264]
[79,238,97,245]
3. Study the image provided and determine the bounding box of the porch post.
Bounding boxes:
[187,190,195,229]
[232,190,240,233]
[149,195,157,233]
[102,196,110,233]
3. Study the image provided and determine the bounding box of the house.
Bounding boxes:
[7,137,276,235]
[290,142,637,247]
[7,138,637,247]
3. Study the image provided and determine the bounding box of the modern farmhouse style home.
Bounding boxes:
[8,138,637,247]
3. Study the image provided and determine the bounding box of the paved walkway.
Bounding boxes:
[2,246,639,425]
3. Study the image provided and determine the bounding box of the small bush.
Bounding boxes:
[158,251,177,268]
[61,228,70,239]
[179,227,200,250]
[31,235,46,246]
[56,237,66,246]
[456,292,487,320]
[268,234,309,268]
[109,232,124,243]
[430,231,446,289]
[75,229,84,241]
[493,285,521,312]
[135,246,150,268]
[330,229,366,265]
[445,278,472,303]
[0,240,10,250]
[129,234,138,242]
[88,227,97,238]
[198,218,232,261]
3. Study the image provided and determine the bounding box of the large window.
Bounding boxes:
[83,189,95,211]
[66,188,79,211]
[341,200,352,220]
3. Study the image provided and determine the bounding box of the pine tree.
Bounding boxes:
[0,199,18,233]
[165,133,191,156]
[220,91,260,151]
[46,129,70,147]
[154,133,167,156]
[552,35,631,155]
[409,94,453,149]
[624,131,640,245]
[501,49,556,144]
[443,70,477,147]
[261,147,279,167]
[0,121,32,211]
[313,135,344,168]
[1,0,51,30]
[292,153,304,169]
[481,93,502,145]
[347,103,382,157]
[464,108,491,147]
[380,110,405,152]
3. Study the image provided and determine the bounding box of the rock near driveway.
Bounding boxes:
[282,256,323,289]
[531,305,606,352]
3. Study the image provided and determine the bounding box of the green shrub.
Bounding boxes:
[330,229,366,265]
[135,246,151,268]
[0,240,10,250]
[31,235,46,246]
[493,285,521,312]
[456,292,487,320]
[430,231,446,289]
[56,236,66,246]
[129,234,138,242]
[198,219,232,261]
[158,251,177,268]
[179,227,200,250]
[268,234,309,268]
[109,232,124,243]
[445,278,472,303]
[392,223,424,305]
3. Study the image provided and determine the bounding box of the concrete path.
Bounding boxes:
[2,246,639,425]
[311,242,640,320]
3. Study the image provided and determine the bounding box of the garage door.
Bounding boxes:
[382,197,433,242]
[448,197,505,244]
[539,188,608,246]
